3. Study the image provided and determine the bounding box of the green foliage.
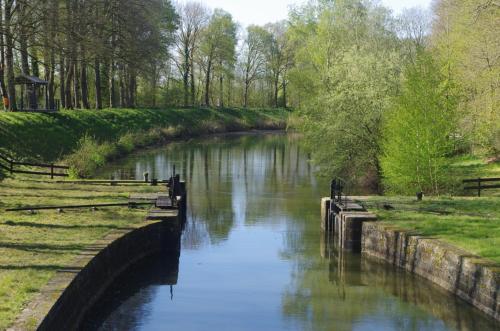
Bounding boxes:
[66,136,111,178]
[381,51,458,195]
[288,0,401,182]
[432,0,500,154]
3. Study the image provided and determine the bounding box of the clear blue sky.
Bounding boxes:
[176,0,433,27]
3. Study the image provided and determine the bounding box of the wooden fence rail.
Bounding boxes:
[0,152,69,179]
[463,177,500,197]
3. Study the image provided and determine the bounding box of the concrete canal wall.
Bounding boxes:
[362,222,499,322]
[320,197,500,322]
[10,219,182,331]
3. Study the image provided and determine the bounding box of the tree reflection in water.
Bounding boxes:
[92,132,498,331]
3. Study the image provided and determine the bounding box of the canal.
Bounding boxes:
[83,132,498,331]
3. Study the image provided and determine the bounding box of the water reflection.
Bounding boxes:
[81,251,180,331]
[85,132,498,331]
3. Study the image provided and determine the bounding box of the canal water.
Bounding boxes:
[83,132,498,331]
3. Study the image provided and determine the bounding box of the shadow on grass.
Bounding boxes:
[0,264,81,272]
[0,242,87,252]
[2,220,135,231]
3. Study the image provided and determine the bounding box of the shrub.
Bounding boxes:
[381,51,458,195]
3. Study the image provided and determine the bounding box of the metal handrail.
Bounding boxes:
[330,177,349,206]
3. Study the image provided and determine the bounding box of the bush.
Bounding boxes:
[381,51,458,195]
[66,135,113,178]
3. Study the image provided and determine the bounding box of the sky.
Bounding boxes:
[176,0,433,27]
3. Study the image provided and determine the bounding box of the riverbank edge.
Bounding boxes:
[0,107,288,171]
[9,219,181,331]
[66,124,288,178]
[361,222,500,322]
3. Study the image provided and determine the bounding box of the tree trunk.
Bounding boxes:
[30,34,39,77]
[274,76,279,108]
[119,65,125,108]
[244,71,250,108]
[109,61,116,108]
[282,76,287,109]
[65,60,73,109]
[60,54,66,108]
[5,0,16,110]
[94,58,102,109]
[228,78,232,107]
[190,55,195,105]
[204,59,212,107]
[48,0,58,110]
[81,57,90,109]
[20,36,30,76]
[48,53,55,109]
[0,0,8,110]
[73,62,81,109]
[129,72,136,108]
[219,72,223,108]
[183,43,190,107]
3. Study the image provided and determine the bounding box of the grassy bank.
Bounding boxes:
[0,177,157,329]
[0,107,288,162]
[361,196,500,263]
[360,157,499,264]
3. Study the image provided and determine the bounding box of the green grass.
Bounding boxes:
[0,107,289,162]
[0,176,157,330]
[450,154,500,180]
[361,196,500,263]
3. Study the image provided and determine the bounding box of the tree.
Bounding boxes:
[4,0,16,110]
[396,7,432,62]
[175,2,208,107]
[265,22,290,108]
[381,51,458,194]
[200,9,237,107]
[288,0,402,185]
[432,0,500,154]
[241,25,270,108]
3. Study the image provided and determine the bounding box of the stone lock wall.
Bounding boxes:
[320,197,376,252]
[11,219,182,331]
[362,222,500,322]
[320,196,499,322]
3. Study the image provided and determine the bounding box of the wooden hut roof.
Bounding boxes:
[14,74,48,85]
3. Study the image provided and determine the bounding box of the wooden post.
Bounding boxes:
[20,84,24,111]
[478,177,481,197]
[50,164,54,179]
[45,85,49,111]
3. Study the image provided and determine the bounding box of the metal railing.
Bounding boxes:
[330,178,348,206]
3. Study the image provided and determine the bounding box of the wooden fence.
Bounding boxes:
[463,177,500,197]
[0,153,69,178]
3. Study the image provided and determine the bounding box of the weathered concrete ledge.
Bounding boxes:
[10,217,181,331]
[320,197,376,251]
[362,222,500,322]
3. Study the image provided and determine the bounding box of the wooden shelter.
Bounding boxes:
[14,74,58,112]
